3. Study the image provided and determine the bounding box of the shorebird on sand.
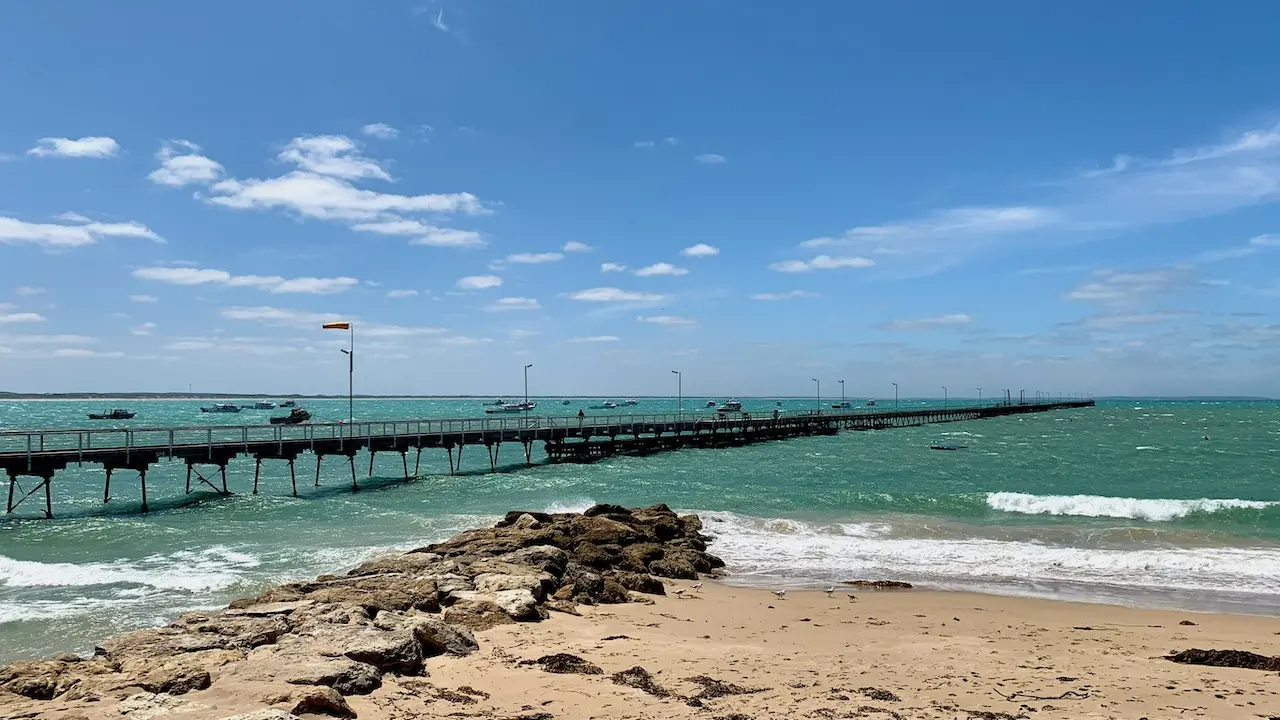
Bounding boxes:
[847,593,858,602]
[692,582,703,592]
[773,589,787,599]
[674,588,686,599]
[824,586,836,597]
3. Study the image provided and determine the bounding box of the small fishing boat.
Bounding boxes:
[483,399,508,406]
[832,401,852,409]
[589,401,619,410]
[269,408,312,425]
[279,400,297,407]
[929,445,967,451]
[561,400,571,405]
[485,401,536,414]
[865,400,877,406]
[201,403,241,413]
[706,400,717,407]
[717,399,744,413]
[624,399,639,406]
[88,409,135,420]
[243,401,276,409]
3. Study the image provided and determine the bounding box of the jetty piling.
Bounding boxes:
[0,400,1093,518]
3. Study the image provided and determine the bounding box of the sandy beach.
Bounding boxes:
[3,506,1279,720]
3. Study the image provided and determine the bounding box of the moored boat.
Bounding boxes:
[589,401,619,410]
[87,409,135,420]
[269,408,312,425]
[279,400,297,407]
[201,403,241,413]
[706,400,717,407]
[717,399,744,412]
[485,401,536,414]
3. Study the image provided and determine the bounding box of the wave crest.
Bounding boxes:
[986,492,1276,521]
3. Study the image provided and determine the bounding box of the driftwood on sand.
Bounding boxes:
[0,503,722,716]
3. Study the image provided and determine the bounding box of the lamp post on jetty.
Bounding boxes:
[323,321,354,436]
[523,363,533,424]
[671,370,681,421]
[892,382,899,409]
[812,378,820,412]
[839,379,846,408]
[942,385,948,408]
[977,387,982,404]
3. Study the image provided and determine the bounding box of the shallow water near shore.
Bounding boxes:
[1,396,1278,662]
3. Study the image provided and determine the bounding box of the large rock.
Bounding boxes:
[287,623,423,675]
[568,516,640,545]
[494,510,554,528]
[117,692,210,720]
[608,571,665,595]
[0,659,74,700]
[618,543,665,573]
[491,589,542,621]
[176,612,292,649]
[96,627,227,662]
[227,647,382,695]
[442,599,518,631]
[498,545,570,578]
[648,557,698,580]
[121,649,242,695]
[346,552,446,577]
[385,615,479,657]
[283,685,355,718]
[473,572,548,600]
[217,711,298,720]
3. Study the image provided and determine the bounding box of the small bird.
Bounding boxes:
[773,589,787,599]
[824,586,836,597]
[673,588,686,599]
[692,582,703,592]
[847,594,858,602]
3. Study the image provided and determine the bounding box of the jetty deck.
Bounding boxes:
[1,400,1093,517]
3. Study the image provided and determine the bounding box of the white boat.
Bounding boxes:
[866,400,877,406]
[624,399,638,406]
[705,400,717,407]
[832,401,852,409]
[201,403,241,413]
[251,401,276,409]
[483,398,508,406]
[485,401,536,414]
[717,399,743,413]
[589,401,619,410]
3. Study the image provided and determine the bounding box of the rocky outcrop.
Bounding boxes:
[0,504,719,715]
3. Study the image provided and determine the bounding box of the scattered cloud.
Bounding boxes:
[680,243,719,257]
[218,306,447,338]
[53,212,91,223]
[0,334,97,345]
[351,219,486,248]
[570,335,620,343]
[0,215,163,248]
[633,140,656,149]
[1014,264,1093,276]
[132,266,358,294]
[148,140,225,186]
[663,137,679,146]
[431,8,448,32]
[750,290,816,301]
[486,297,540,311]
[768,255,875,273]
[1062,266,1201,306]
[362,123,399,140]
[50,348,125,359]
[0,312,45,324]
[1252,234,1280,246]
[568,287,666,303]
[601,262,627,273]
[13,286,46,296]
[129,294,159,303]
[638,315,698,327]
[278,135,391,181]
[695,153,726,165]
[27,136,119,159]
[509,329,540,340]
[634,262,689,277]
[130,321,157,336]
[505,252,564,264]
[562,241,593,253]
[456,275,502,290]
[1071,311,1199,331]
[387,289,419,298]
[437,335,493,346]
[877,314,973,331]
[803,206,1053,253]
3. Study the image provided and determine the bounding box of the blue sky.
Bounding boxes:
[1,1,1278,397]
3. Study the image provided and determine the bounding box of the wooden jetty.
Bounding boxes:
[0,400,1093,518]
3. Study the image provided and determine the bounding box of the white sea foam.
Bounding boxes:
[541,498,598,514]
[699,510,1280,597]
[986,492,1277,522]
[0,546,260,592]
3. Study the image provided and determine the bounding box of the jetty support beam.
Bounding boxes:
[105,467,114,503]
[349,454,358,491]
[289,458,297,497]
[253,458,261,495]
[139,468,149,514]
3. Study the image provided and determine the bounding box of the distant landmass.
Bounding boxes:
[0,392,1272,401]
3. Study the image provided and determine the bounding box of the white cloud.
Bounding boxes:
[750,290,815,301]
[51,348,125,359]
[571,335,620,343]
[638,315,698,327]
[148,140,224,187]
[133,266,358,294]
[130,322,157,336]
[278,135,390,181]
[663,137,680,146]
[53,212,91,223]
[351,219,486,248]
[680,243,719,257]
[877,314,973,331]
[1074,311,1198,331]
[387,289,419,298]
[768,255,875,273]
[695,153,726,165]
[431,8,448,32]
[0,216,163,248]
[562,241,593,253]
[27,136,119,159]
[633,140,656,149]
[1252,234,1280,246]
[362,123,399,140]
[634,262,689,277]
[13,286,46,296]
[456,275,502,290]
[219,306,344,327]
[0,312,46,324]
[129,294,159,303]
[568,287,666,303]
[486,297,540,311]
[363,324,448,338]
[803,206,1054,252]
[437,335,493,346]
[209,172,484,222]
[506,252,564,264]
[0,334,97,345]
[509,329,540,340]
[1062,266,1200,306]
[601,262,627,273]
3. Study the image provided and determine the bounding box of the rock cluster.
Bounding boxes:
[0,504,721,714]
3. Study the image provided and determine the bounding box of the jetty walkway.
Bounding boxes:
[1,400,1093,517]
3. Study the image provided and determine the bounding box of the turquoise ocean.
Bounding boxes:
[1,396,1278,663]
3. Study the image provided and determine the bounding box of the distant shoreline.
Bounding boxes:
[0,393,1272,401]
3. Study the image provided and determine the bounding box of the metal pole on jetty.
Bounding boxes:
[978,387,982,404]
[671,370,682,421]
[812,378,820,412]
[942,385,948,407]
[839,379,845,407]
[324,321,354,436]
[524,364,533,425]
[892,382,899,409]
